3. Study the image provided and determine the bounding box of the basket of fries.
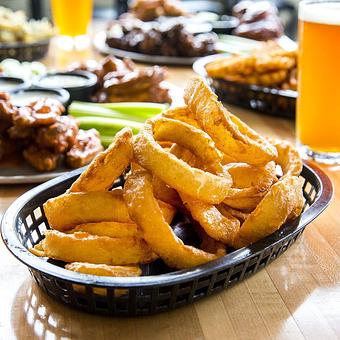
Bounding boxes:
[193,42,298,119]
[1,78,332,316]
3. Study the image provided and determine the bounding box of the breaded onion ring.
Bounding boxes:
[162,106,200,128]
[170,144,240,245]
[233,176,303,248]
[69,127,133,192]
[32,230,156,265]
[154,117,223,172]
[123,170,223,269]
[184,78,277,165]
[65,262,142,277]
[270,139,303,179]
[133,119,232,204]
[224,161,277,199]
[44,190,175,231]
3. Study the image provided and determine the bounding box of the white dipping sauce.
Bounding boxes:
[0,79,21,92]
[40,74,87,88]
[11,91,61,106]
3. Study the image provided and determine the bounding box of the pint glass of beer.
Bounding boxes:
[51,0,93,50]
[297,0,340,164]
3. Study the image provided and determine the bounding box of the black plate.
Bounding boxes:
[1,162,332,316]
[193,54,298,119]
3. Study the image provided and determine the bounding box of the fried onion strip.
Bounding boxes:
[32,230,155,265]
[133,119,232,204]
[68,127,133,192]
[123,170,223,269]
[233,176,303,248]
[184,77,277,165]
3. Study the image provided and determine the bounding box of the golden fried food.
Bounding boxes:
[184,78,277,165]
[153,117,223,173]
[205,42,297,90]
[69,128,133,192]
[44,191,132,230]
[152,176,182,208]
[124,170,223,269]
[134,118,232,204]
[233,176,303,248]
[162,106,200,128]
[225,161,277,198]
[223,69,288,86]
[171,144,240,245]
[217,204,250,223]
[270,138,303,179]
[32,230,155,265]
[66,262,142,296]
[65,262,141,277]
[32,76,305,278]
[223,195,264,212]
[67,222,140,238]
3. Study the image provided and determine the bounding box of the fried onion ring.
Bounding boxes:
[123,170,223,269]
[154,117,223,172]
[233,176,303,248]
[270,139,303,179]
[133,119,232,204]
[184,77,277,165]
[170,144,240,245]
[69,127,133,192]
[32,230,155,265]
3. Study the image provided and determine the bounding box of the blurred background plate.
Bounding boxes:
[193,53,297,119]
[94,31,199,66]
[0,156,78,184]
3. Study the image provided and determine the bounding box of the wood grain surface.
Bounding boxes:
[0,39,339,340]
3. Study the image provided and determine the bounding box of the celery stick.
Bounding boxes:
[69,102,159,122]
[77,116,142,135]
[99,102,168,116]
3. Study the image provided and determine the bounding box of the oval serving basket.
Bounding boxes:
[1,162,332,316]
[193,54,297,119]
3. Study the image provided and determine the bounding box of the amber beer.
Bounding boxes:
[51,0,93,37]
[297,0,340,163]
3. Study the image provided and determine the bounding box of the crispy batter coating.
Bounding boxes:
[68,127,133,192]
[184,77,277,165]
[33,230,155,265]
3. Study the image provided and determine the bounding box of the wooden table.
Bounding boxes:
[1,43,340,340]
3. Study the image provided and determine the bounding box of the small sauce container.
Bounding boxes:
[11,88,70,107]
[0,76,28,93]
[34,71,97,102]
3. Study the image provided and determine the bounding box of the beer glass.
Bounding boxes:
[296,0,340,164]
[51,0,93,49]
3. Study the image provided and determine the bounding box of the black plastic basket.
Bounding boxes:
[0,39,50,62]
[1,162,332,316]
[193,54,297,119]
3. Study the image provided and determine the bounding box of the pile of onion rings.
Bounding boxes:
[30,77,304,280]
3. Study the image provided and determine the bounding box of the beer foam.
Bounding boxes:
[299,1,340,25]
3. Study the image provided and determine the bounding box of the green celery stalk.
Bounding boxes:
[99,102,168,116]
[77,116,142,135]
